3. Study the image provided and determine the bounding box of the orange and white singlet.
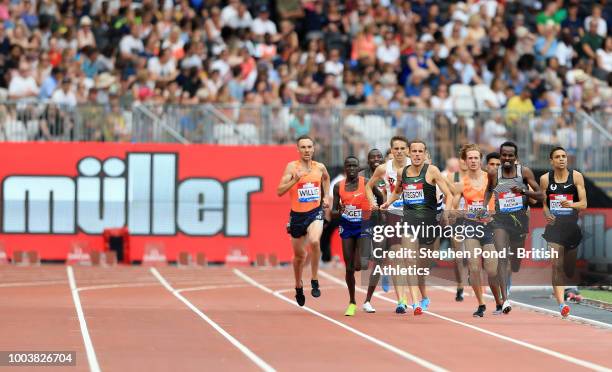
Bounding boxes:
[289,160,323,213]
[461,170,494,220]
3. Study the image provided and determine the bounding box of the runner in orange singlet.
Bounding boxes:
[277,135,330,306]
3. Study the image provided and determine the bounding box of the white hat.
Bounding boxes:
[574,70,589,83]
[515,26,529,38]
[95,73,116,89]
[420,33,434,43]
[452,10,469,24]
[80,16,92,26]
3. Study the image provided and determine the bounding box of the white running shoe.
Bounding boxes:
[362,301,376,313]
[502,300,512,314]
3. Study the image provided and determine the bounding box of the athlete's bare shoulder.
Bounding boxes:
[572,169,585,183]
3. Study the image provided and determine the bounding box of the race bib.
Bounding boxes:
[342,205,362,222]
[403,183,425,205]
[498,192,523,213]
[550,194,574,216]
[466,200,485,219]
[297,182,320,203]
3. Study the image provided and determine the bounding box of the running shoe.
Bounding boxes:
[492,304,503,315]
[345,303,357,316]
[295,287,306,307]
[455,288,464,302]
[395,302,407,314]
[413,304,423,315]
[420,297,430,311]
[311,279,321,298]
[362,301,376,313]
[560,303,570,318]
[473,304,486,317]
[381,275,390,292]
[502,300,512,314]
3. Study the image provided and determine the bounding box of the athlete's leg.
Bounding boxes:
[465,239,485,306]
[306,220,324,280]
[481,243,499,289]
[451,237,467,297]
[563,247,578,280]
[417,242,435,301]
[493,228,510,302]
[550,242,566,305]
[342,237,358,305]
[291,236,308,288]
[390,243,406,303]
[402,235,422,312]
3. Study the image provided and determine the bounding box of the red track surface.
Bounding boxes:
[0,265,610,372]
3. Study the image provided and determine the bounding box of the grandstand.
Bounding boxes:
[0,0,610,162]
[0,3,611,369]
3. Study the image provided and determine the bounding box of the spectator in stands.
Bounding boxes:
[39,66,62,100]
[535,21,560,67]
[580,20,604,64]
[561,4,583,43]
[507,89,535,122]
[453,46,482,85]
[251,5,277,40]
[119,23,144,63]
[596,36,612,80]
[584,4,608,38]
[51,77,77,108]
[556,29,577,69]
[536,0,566,34]
[9,62,38,101]
[77,16,96,49]
[376,31,400,67]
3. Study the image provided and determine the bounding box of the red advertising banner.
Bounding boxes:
[0,142,297,262]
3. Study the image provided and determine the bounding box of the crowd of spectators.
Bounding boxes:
[1,0,611,110]
[0,0,611,150]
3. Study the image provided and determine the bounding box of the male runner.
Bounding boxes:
[332,156,384,315]
[366,136,412,313]
[382,140,454,314]
[277,135,330,306]
[359,148,392,295]
[486,152,501,172]
[453,144,501,317]
[540,146,587,317]
[445,155,469,302]
[487,141,545,314]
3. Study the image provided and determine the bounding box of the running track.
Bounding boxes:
[0,265,610,372]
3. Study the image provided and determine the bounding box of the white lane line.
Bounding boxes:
[66,266,101,372]
[430,280,611,328]
[320,270,612,372]
[176,284,252,293]
[233,269,447,372]
[0,280,67,288]
[274,286,343,295]
[76,282,159,292]
[150,268,275,372]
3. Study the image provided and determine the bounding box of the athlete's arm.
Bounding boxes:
[331,183,342,219]
[452,181,464,210]
[366,165,385,206]
[516,167,545,202]
[372,184,385,206]
[381,170,402,209]
[484,168,497,207]
[567,171,588,210]
[444,172,458,196]
[277,162,301,196]
[431,166,454,210]
[539,174,555,224]
[320,163,331,209]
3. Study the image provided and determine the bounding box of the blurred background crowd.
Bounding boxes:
[0,0,610,166]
